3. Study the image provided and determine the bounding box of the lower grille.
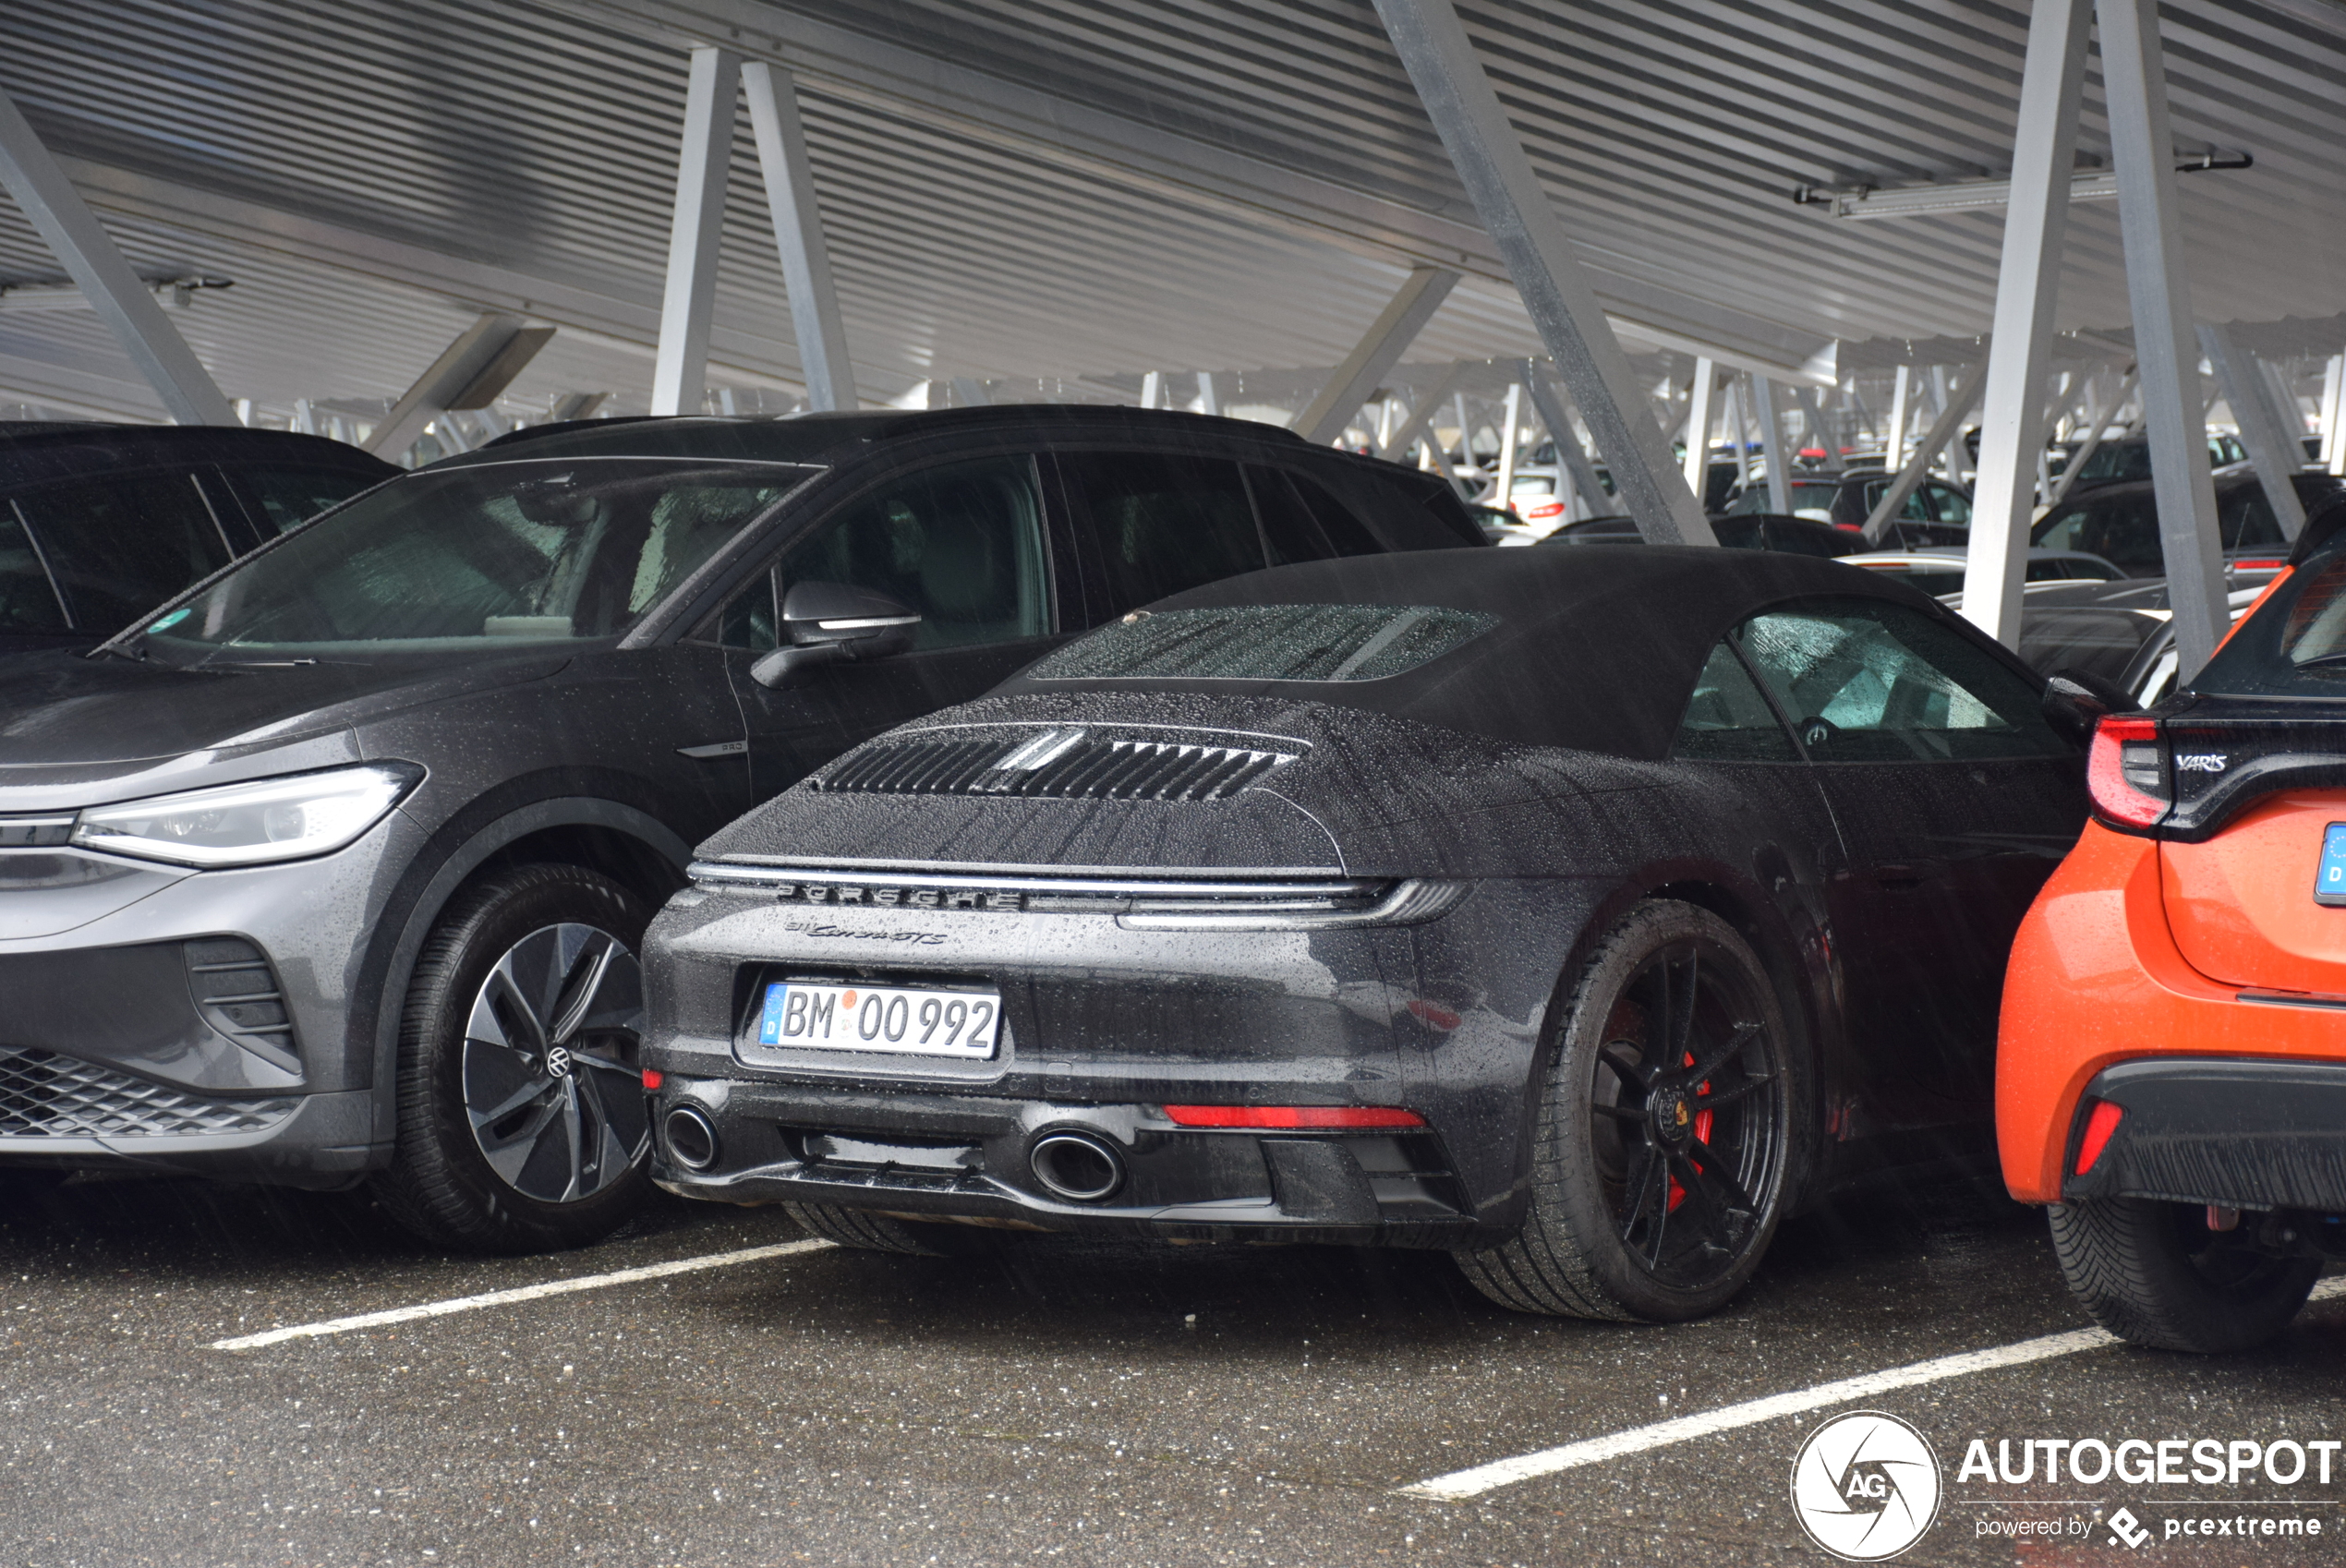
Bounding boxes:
[815,728,1297,802]
[0,1048,298,1139]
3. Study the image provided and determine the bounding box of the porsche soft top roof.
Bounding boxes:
[1003,545,1992,760]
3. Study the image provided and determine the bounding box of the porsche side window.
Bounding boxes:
[1735,599,2069,762]
[1673,642,1798,762]
[780,455,1049,650]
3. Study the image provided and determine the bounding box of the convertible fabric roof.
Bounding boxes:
[1011,546,1959,760]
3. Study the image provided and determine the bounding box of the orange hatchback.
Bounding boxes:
[2000,501,2346,1352]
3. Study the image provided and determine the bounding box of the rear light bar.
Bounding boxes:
[1524,501,1566,520]
[2086,715,2167,829]
[2074,1098,2124,1176]
[1162,1105,1426,1129]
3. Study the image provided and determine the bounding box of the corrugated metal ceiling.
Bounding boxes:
[0,0,2339,425]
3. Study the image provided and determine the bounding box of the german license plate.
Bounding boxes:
[752,980,1001,1057]
[2317,824,2346,907]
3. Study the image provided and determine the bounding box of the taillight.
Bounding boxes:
[1161,1105,1426,1129]
[641,1068,664,1091]
[1525,501,1566,519]
[2086,716,2167,829]
[1832,522,1865,533]
[2074,1098,2124,1176]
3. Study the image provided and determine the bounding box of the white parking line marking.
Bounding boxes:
[1400,1275,2346,1502]
[210,1238,834,1351]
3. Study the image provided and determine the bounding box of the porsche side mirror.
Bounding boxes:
[2041,665,2138,746]
[748,582,921,690]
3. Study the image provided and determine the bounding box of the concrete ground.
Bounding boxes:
[2,1169,2341,1568]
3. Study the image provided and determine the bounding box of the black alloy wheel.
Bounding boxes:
[371,864,656,1254]
[2048,1197,2320,1353]
[1456,899,1803,1321]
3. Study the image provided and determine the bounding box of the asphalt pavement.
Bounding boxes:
[3,1168,2341,1567]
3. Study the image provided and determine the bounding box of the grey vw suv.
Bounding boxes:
[0,408,1478,1251]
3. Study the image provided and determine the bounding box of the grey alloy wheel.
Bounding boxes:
[461,922,649,1204]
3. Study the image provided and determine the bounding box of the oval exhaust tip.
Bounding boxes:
[664,1104,719,1171]
[1028,1131,1123,1202]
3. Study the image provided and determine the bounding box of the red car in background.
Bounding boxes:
[1998,496,2346,1352]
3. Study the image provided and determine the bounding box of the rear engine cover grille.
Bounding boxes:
[816,730,1296,802]
[0,1047,298,1139]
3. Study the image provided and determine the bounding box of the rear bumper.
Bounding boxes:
[649,1077,1478,1246]
[2064,1058,2346,1212]
[1997,823,2346,1202]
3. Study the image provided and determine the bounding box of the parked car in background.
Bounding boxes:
[643,548,2088,1324]
[1998,494,2346,1352]
[1834,546,2123,598]
[2059,433,2251,494]
[1721,467,1972,540]
[0,408,1478,1253]
[1542,513,1866,558]
[2030,469,2346,576]
[1980,575,2278,704]
[0,422,394,655]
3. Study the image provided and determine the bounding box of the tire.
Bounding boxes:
[2047,1197,2319,1353]
[369,863,656,1254]
[1454,899,1804,1322]
[783,1201,1002,1258]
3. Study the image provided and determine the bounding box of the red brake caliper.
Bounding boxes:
[1665,1050,1715,1212]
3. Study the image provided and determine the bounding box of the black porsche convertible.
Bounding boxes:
[639,548,2089,1321]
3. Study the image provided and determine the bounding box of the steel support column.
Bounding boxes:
[1370,0,1714,545]
[366,313,556,461]
[1384,361,1469,468]
[1195,371,1221,416]
[2099,0,2227,674]
[0,85,234,425]
[1862,367,1985,543]
[2201,323,2309,539]
[1885,365,1912,472]
[2317,354,2344,475]
[651,46,741,417]
[1753,376,1793,513]
[1524,366,1608,523]
[1680,357,1718,495]
[1293,265,1458,446]
[741,61,857,411]
[1961,0,2091,647]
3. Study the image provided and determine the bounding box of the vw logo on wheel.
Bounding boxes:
[1789,1410,1941,1562]
[542,1045,574,1079]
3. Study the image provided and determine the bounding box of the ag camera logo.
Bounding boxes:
[1791,1411,1943,1561]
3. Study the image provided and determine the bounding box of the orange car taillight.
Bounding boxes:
[2086,716,2167,829]
[2074,1099,2124,1176]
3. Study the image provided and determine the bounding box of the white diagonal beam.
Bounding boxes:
[1369,0,1714,546]
[651,46,742,417]
[1680,357,1719,495]
[1293,266,1458,446]
[1754,374,1794,513]
[1862,366,1984,543]
[0,86,234,426]
[741,62,857,412]
[2100,0,2227,676]
[2201,323,2308,540]
[1962,0,2091,649]
[1523,367,1610,521]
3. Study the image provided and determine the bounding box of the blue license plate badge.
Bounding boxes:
[2316,824,2346,906]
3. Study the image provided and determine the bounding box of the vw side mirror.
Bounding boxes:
[749,581,921,689]
[2041,665,2138,746]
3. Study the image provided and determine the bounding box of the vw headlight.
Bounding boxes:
[70,764,421,868]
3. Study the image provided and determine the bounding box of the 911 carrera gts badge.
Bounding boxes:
[2174,754,2229,772]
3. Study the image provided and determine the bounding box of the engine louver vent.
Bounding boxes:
[816,729,1296,802]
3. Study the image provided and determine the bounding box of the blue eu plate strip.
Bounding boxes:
[759,982,788,1044]
[2318,824,2346,904]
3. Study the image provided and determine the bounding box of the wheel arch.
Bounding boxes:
[358,794,692,1152]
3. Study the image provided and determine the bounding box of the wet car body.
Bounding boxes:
[645,549,2088,1312]
[0,422,393,655]
[0,407,1474,1248]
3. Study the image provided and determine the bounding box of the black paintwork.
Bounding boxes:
[0,422,395,654]
[0,410,1468,1185]
[643,548,2089,1244]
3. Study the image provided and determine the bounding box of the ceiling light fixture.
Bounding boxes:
[1793,152,2250,220]
[0,275,234,311]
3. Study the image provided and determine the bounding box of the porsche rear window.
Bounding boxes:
[1031,604,1495,682]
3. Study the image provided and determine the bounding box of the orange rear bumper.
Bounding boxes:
[1997,822,2346,1202]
